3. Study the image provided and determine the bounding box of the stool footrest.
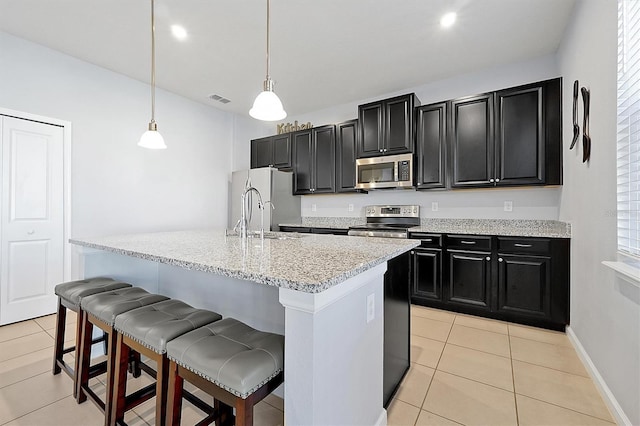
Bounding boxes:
[124,383,156,411]
[81,385,106,412]
[87,360,108,379]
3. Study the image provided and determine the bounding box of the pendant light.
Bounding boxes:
[138,0,167,149]
[249,0,287,121]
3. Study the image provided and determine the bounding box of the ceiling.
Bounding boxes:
[0,0,576,118]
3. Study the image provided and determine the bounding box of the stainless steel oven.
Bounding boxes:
[355,153,413,190]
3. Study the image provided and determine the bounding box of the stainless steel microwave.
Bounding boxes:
[355,153,414,190]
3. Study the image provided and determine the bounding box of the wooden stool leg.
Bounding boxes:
[155,355,170,426]
[72,311,83,399]
[166,361,184,426]
[215,400,234,426]
[235,398,253,426]
[76,311,93,403]
[109,333,130,426]
[103,327,118,426]
[52,299,66,375]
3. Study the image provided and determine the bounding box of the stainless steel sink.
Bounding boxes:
[225,230,305,240]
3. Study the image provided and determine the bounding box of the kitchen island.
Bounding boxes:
[71,230,419,426]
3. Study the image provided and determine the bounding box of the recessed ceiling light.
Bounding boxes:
[171,25,188,41]
[440,12,456,28]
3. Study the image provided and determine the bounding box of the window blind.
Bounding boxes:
[618,0,640,257]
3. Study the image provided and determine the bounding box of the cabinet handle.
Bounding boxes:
[411,251,415,255]
[485,256,491,261]
[514,243,532,248]
[460,240,476,245]
[379,149,383,152]
[495,178,500,183]
[489,178,495,183]
[499,258,504,262]
[423,238,432,242]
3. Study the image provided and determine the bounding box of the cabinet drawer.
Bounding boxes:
[498,237,550,254]
[280,226,311,233]
[409,233,442,248]
[446,235,492,251]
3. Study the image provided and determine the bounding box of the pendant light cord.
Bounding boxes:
[265,0,270,81]
[151,0,156,123]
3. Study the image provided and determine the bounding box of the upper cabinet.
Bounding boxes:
[250,134,292,170]
[416,102,448,189]
[449,78,562,189]
[357,93,419,158]
[293,125,336,195]
[336,119,360,193]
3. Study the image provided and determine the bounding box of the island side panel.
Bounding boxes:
[279,263,387,426]
[80,248,160,293]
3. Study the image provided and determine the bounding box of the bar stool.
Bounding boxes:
[76,287,169,423]
[165,318,284,426]
[53,277,132,397]
[110,299,222,426]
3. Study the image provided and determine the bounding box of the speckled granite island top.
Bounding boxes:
[410,219,571,238]
[70,230,419,293]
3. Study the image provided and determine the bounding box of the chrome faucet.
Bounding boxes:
[239,186,264,240]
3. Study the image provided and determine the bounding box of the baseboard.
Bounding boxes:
[374,408,387,426]
[566,326,632,426]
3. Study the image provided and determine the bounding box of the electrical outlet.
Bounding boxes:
[504,201,513,212]
[431,202,439,212]
[348,204,354,212]
[366,293,375,323]
[312,203,317,212]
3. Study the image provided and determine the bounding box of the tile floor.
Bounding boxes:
[0,307,615,426]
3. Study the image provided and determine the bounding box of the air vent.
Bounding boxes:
[208,94,231,104]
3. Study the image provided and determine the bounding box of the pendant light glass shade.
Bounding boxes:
[250,0,286,121]
[250,78,286,121]
[138,0,166,149]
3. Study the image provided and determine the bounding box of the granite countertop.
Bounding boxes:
[70,230,418,293]
[279,217,365,230]
[409,219,571,238]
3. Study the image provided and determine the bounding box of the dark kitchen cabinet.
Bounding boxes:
[497,254,551,318]
[250,134,292,170]
[416,102,447,189]
[409,233,443,303]
[447,234,493,311]
[293,125,336,195]
[358,94,419,158]
[336,119,360,193]
[450,93,495,187]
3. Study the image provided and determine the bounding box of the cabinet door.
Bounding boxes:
[250,136,272,169]
[495,86,544,185]
[313,125,336,193]
[358,102,383,157]
[451,94,494,187]
[385,95,414,155]
[416,102,447,189]
[448,250,491,310]
[336,120,359,192]
[292,131,312,194]
[497,254,551,318]
[272,134,292,170]
[412,248,442,301]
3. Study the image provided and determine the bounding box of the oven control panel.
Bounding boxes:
[365,205,420,218]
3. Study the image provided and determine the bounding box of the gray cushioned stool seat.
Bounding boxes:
[166,318,284,399]
[55,277,132,309]
[80,287,169,326]
[114,299,222,354]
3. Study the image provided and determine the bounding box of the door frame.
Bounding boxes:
[0,107,73,284]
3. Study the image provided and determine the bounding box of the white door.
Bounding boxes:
[0,116,64,325]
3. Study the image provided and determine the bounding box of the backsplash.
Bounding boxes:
[300,186,562,220]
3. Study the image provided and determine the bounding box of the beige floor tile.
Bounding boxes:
[423,371,517,426]
[411,306,456,323]
[395,363,434,408]
[510,336,588,377]
[254,400,285,426]
[0,347,52,389]
[0,331,54,362]
[454,314,508,334]
[412,316,452,342]
[264,393,284,411]
[34,314,64,331]
[411,335,445,368]
[387,398,421,426]
[0,320,42,343]
[438,343,513,391]
[512,360,614,422]
[508,323,571,347]
[416,410,463,426]
[516,394,616,426]
[3,394,104,426]
[447,324,511,357]
[44,321,78,344]
[0,371,72,424]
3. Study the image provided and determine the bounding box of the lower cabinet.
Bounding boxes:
[409,232,569,330]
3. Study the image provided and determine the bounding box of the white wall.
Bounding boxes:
[0,31,265,239]
[283,54,564,220]
[557,1,639,424]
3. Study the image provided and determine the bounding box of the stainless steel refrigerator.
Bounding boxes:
[229,168,301,232]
